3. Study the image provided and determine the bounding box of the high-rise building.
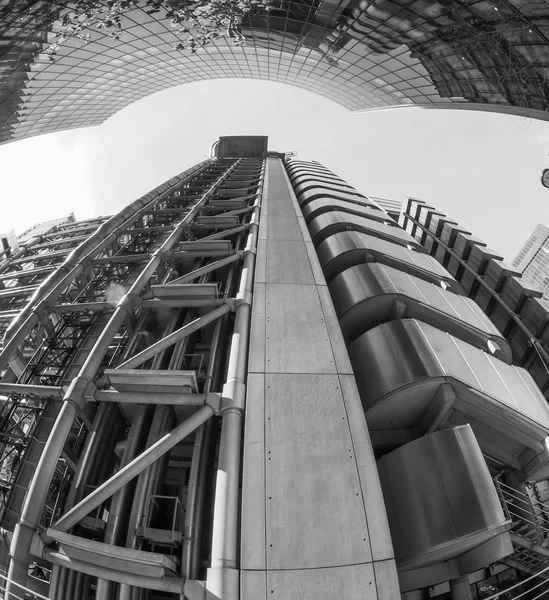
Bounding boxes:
[0,136,548,600]
[2,0,549,144]
[511,224,549,309]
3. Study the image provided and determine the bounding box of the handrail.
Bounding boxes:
[0,569,50,600]
[482,564,549,599]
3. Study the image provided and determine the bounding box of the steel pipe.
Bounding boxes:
[94,390,211,405]
[182,316,224,578]
[206,163,264,599]
[117,404,174,600]
[98,405,154,600]
[0,160,212,373]
[43,550,184,594]
[0,384,64,398]
[50,405,214,534]
[199,224,251,241]
[5,160,239,598]
[168,252,241,286]
[115,303,232,370]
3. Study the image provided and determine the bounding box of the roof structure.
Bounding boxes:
[3,0,549,144]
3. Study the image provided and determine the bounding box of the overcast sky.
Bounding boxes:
[1,78,549,262]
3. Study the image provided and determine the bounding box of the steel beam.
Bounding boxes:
[0,160,212,374]
[43,549,184,594]
[0,383,64,398]
[115,303,232,370]
[168,252,241,285]
[4,160,240,598]
[94,390,217,406]
[49,404,214,535]
[198,224,251,241]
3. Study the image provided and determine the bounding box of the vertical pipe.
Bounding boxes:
[207,161,263,600]
[82,574,92,600]
[54,566,68,600]
[65,403,113,509]
[95,406,153,600]
[182,317,223,578]
[60,567,77,600]
[450,576,473,600]
[73,571,85,600]
[117,405,174,600]
[48,564,61,600]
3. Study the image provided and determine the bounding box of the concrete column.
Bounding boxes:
[450,576,473,600]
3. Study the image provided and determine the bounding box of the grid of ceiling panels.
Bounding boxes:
[2,0,549,144]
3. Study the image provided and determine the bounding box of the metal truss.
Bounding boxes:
[0,156,265,600]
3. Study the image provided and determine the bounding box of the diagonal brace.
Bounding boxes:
[116,303,231,370]
[49,405,214,535]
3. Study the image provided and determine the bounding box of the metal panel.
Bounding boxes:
[316,231,455,287]
[309,212,422,248]
[302,199,386,224]
[339,374,394,562]
[266,216,303,241]
[265,283,336,374]
[294,179,357,197]
[265,373,372,570]
[267,563,379,600]
[248,282,266,374]
[329,263,511,361]
[241,373,266,570]
[348,320,549,477]
[304,241,327,286]
[242,570,267,600]
[377,425,509,570]
[374,560,401,600]
[317,286,354,375]
[350,319,549,431]
[298,187,369,208]
[266,240,315,285]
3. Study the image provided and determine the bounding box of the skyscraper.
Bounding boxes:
[3,0,549,144]
[512,224,549,308]
[0,136,548,600]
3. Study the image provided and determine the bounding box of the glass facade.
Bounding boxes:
[3,0,549,144]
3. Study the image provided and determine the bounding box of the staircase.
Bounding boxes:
[494,479,549,576]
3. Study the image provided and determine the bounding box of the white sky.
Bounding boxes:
[1,78,549,262]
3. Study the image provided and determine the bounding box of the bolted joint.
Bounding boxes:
[220,380,246,414]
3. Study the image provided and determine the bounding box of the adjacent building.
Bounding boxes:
[511,223,549,310]
[0,136,547,600]
[3,0,549,143]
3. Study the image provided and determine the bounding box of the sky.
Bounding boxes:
[1,78,549,262]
